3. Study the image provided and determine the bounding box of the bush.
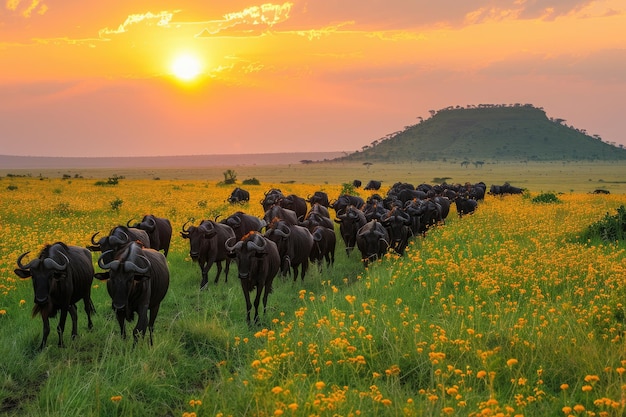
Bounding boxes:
[110,197,123,211]
[7,185,17,191]
[531,192,561,204]
[581,205,626,242]
[242,177,261,185]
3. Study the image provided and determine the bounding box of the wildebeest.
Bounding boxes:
[352,179,362,188]
[330,194,365,216]
[14,242,95,349]
[264,205,300,226]
[364,180,382,191]
[334,205,367,256]
[309,225,336,270]
[95,241,169,344]
[356,220,390,267]
[180,220,235,289]
[227,187,250,204]
[127,215,172,257]
[455,195,478,217]
[381,207,412,255]
[489,183,524,196]
[260,188,284,211]
[88,225,150,254]
[279,194,308,220]
[221,211,266,241]
[307,191,330,208]
[225,232,281,325]
[264,218,314,281]
[300,203,334,230]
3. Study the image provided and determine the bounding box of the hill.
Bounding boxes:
[338,104,626,162]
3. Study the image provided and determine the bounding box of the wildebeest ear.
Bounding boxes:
[14,268,32,279]
[94,272,110,281]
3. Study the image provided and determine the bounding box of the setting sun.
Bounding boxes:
[171,53,202,81]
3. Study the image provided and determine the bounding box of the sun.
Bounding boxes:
[170,53,202,81]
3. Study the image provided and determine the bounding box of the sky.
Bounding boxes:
[1,1,625,157]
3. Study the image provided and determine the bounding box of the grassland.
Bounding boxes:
[1,167,626,416]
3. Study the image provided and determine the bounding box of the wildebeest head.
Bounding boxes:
[225,232,269,280]
[95,242,150,311]
[88,226,148,253]
[14,243,70,305]
[180,220,217,261]
[357,220,389,263]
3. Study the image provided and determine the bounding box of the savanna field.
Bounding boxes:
[2,174,626,417]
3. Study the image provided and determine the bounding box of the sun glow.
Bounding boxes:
[170,53,202,81]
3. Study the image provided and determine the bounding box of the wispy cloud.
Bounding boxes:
[5,0,48,17]
[196,2,293,38]
[98,11,177,38]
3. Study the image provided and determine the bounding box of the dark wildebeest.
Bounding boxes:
[278,194,308,221]
[301,203,334,230]
[260,188,284,212]
[309,225,336,270]
[307,191,330,208]
[127,215,172,257]
[221,211,266,241]
[352,179,362,188]
[227,187,250,204]
[334,205,367,256]
[264,218,314,281]
[381,207,412,255]
[88,225,150,254]
[95,241,169,345]
[180,220,235,290]
[356,220,390,267]
[364,180,382,191]
[330,194,365,216]
[14,242,95,349]
[225,232,281,325]
[405,199,442,235]
[489,183,524,196]
[455,195,478,217]
[264,205,299,226]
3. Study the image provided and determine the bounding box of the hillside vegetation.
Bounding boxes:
[339,104,626,163]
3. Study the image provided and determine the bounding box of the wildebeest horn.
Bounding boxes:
[273,223,291,238]
[43,248,69,271]
[227,216,241,228]
[182,220,193,233]
[108,232,127,246]
[126,218,135,227]
[98,250,120,270]
[225,237,244,252]
[16,251,39,270]
[124,256,150,274]
[246,234,267,252]
[91,232,101,245]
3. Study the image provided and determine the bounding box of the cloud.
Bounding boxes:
[5,0,48,17]
[195,2,293,38]
[98,10,177,37]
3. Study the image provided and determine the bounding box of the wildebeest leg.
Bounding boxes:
[253,287,263,324]
[84,297,95,330]
[213,261,223,284]
[242,284,252,325]
[200,261,210,290]
[57,307,69,347]
[68,303,79,340]
[133,305,149,344]
[40,312,51,350]
[115,310,127,340]
[300,261,309,281]
[223,259,231,283]
[147,304,160,346]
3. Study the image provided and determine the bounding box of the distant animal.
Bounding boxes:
[260,188,284,211]
[264,218,314,281]
[225,232,281,325]
[334,205,367,256]
[88,225,150,254]
[592,189,610,194]
[95,241,169,345]
[127,215,172,257]
[489,183,524,196]
[364,180,382,190]
[227,187,250,204]
[14,242,95,349]
[352,179,362,188]
[309,225,336,270]
[356,220,390,267]
[180,220,235,289]
[221,211,266,241]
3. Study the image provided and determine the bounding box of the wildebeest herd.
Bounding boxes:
[14,180,524,348]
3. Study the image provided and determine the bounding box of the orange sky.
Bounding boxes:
[1,1,625,157]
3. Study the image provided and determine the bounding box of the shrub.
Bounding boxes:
[109,197,123,211]
[340,182,357,196]
[242,177,261,185]
[531,192,561,204]
[581,205,626,242]
[7,185,17,191]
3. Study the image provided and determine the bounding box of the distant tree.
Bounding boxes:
[363,162,373,170]
[223,169,237,184]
